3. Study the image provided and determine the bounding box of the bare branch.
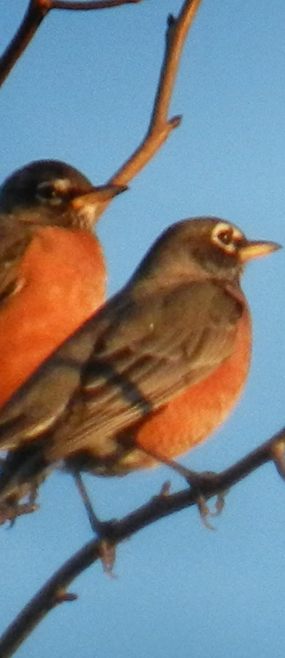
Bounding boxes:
[107,0,202,190]
[52,0,143,9]
[0,0,144,88]
[0,1,48,88]
[0,426,284,658]
[0,0,201,206]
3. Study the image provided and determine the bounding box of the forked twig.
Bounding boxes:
[107,0,202,192]
[1,0,201,228]
[0,1,48,87]
[0,0,144,87]
[0,427,284,658]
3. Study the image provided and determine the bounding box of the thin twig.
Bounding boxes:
[0,0,144,88]
[0,1,48,87]
[52,0,142,9]
[106,0,202,190]
[0,426,284,658]
[1,0,201,198]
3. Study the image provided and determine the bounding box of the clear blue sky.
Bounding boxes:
[0,2,285,657]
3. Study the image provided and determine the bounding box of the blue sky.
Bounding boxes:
[0,2,285,657]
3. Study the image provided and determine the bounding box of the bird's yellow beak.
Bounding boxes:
[71,183,127,210]
[239,239,282,263]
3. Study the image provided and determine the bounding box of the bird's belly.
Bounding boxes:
[117,311,252,471]
[0,227,106,407]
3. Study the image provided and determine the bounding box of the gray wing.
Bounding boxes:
[53,280,243,456]
[0,279,243,456]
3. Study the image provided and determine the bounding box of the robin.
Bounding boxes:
[0,159,125,407]
[0,217,280,514]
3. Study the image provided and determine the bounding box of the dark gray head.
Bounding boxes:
[0,160,125,229]
[131,217,280,287]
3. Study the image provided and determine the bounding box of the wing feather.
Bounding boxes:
[54,280,243,454]
[0,279,243,457]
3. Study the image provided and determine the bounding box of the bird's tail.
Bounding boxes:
[0,445,51,524]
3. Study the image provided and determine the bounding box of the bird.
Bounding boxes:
[0,159,125,407]
[0,216,280,517]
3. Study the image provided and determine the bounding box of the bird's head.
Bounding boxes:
[132,217,281,289]
[0,160,126,229]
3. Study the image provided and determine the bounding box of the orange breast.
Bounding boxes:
[123,309,252,470]
[0,226,106,407]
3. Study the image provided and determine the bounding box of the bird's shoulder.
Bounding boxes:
[91,277,245,358]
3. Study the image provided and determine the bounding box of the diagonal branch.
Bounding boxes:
[0,0,202,206]
[0,0,144,88]
[0,1,48,88]
[0,426,284,658]
[106,0,202,191]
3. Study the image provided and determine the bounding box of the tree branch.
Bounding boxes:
[0,426,284,658]
[0,1,48,88]
[52,0,143,9]
[106,0,202,191]
[1,0,201,208]
[0,0,144,88]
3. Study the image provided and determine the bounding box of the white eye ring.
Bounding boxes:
[36,182,61,205]
[36,178,72,205]
[211,222,243,254]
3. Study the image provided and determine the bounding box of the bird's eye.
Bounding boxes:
[36,182,62,205]
[211,222,243,255]
[216,228,233,246]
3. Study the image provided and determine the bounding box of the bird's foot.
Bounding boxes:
[98,538,117,576]
[88,515,118,577]
[192,490,226,530]
[139,447,227,528]
[0,498,39,526]
[180,469,226,529]
[73,472,118,575]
